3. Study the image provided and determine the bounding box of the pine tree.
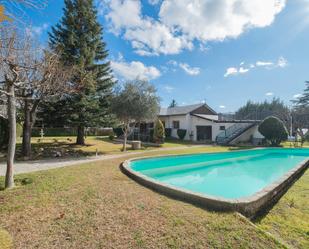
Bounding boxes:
[48,0,114,144]
[169,99,177,108]
[295,81,309,107]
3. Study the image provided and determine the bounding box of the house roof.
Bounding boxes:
[159,103,217,116]
[192,113,258,123]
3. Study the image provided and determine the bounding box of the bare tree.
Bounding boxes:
[20,50,73,158]
[292,107,309,147]
[0,0,47,23]
[0,25,72,186]
[0,27,32,188]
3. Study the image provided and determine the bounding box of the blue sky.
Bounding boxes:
[16,0,309,112]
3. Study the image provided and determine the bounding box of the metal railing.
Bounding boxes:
[216,123,255,144]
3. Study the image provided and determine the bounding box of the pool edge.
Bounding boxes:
[120,152,309,219]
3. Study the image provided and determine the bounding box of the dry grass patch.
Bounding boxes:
[0,148,285,249]
[0,229,12,249]
[257,169,309,249]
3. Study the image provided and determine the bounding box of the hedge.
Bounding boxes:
[177,129,187,140]
[113,127,124,137]
[258,116,288,146]
[165,128,172,138]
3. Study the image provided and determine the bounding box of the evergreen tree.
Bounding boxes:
[47,0,114,144]
[294,81,309,107]
[169,99,177,108]
[153,119,165,144]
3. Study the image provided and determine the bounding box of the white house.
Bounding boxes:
[159,103,263,145]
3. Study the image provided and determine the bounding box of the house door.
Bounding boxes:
[196,126,212,141]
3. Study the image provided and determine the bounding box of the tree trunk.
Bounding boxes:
[122,123,130,152]
[22,99,31,159]
[76,125,85,145]
[5,83,16,189]
[123,132,127,152]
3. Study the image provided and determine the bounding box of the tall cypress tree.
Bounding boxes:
[48,0,114,144]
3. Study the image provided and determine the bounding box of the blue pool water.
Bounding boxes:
[130,148,309,199]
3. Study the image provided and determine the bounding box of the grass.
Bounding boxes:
[0,146,290,249]
[0,229,12,249]
[282,141,309,148]
[0,136,201,162]
[256,169,309,249]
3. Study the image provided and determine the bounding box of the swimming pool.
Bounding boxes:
[121,148,309,218]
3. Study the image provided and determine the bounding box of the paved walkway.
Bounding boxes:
[0,145,206,176]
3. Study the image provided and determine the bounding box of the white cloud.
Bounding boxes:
[179,63,200,75]
[239,67,249,74]
[256,56,288,68]
[105,0,192,56]
[265,92,274,96]
[26,23,49,37]
[277,56,288,68]
[293,93,302,99]
[225,56,288,77]
[162,85,174,93]
[148,0,160,5]
[224,66,250,77]
[199,43,211,52]
[224,67,238,77]
[159,0,286,41]
[168,60,200,75]
[111,59,161,81]
[219,105,226,109]
[103,0,286,56]
[256,61,274,67]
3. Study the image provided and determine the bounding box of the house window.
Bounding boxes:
[173,121,180,129]
[220,126,225,131]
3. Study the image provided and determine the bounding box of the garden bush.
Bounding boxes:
[177,129,187,140]
[165,128,172,138]
[258,116,288,146]
[149,128,154,143]
[153,119,165,143]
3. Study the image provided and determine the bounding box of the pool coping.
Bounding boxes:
[120,148,309,218]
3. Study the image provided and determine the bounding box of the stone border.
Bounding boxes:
[120,149,309,219]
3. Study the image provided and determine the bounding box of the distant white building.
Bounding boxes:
[158,103,263,145]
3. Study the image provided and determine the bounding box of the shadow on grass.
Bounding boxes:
[0,176,34,191]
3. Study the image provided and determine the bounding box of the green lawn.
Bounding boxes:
[0,136,204,162]
[1,146,308,248]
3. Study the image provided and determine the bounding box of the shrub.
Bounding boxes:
[177,129,187,140]
[153,119,165,143]
[258,116,288,146]
[109,134,115,140]
[149,129,154,143]
[165,128,172,138]
[0,117,8,149]
[113,127,124,137]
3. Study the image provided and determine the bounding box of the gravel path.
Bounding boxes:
[0,145,206,176]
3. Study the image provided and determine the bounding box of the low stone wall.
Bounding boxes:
[121,154,308,219]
